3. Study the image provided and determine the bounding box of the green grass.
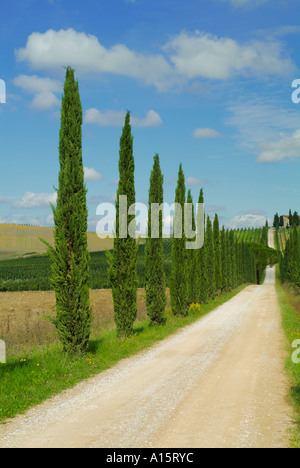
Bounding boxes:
[0,284,247,423]
[276,279,300,448]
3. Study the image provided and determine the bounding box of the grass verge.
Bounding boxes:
[275,280,300,448]
[0,284,247,424]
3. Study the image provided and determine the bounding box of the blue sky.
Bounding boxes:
[0,0,300,231]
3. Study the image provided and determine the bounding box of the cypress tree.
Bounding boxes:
[186,189,198,305]
[145,154,167,325]
[170,164,188,316]
[197,188,208,303]
[42,67,91,353]
[230,230,237,288]
[108,111,138,338]
[206,216,216,299]
[226,229,233,291]
[213,214,222,293]
[220,225,227,292]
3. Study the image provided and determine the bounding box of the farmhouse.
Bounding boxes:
[282,215,300,228]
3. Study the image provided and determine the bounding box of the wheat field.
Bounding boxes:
[0,224,113,259]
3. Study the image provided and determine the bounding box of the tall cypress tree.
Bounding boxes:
[206,216,216,299]
[225,229,233,291]
[197,188,208,303]
[220,225,227,292]
[170,164,188,316]
[42,67,91,353]
[186,189,198,305]
[213,214,222,293]
[230,230,237,288]
[145,154,166,325]
[108,111,138,338]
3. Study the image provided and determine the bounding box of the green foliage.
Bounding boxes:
[259,222,269,246]
[196,189,208,303]
[41,67,91,354]
[279,226,300,287]
[273,213,280,229]
[107,112,138,338]
[186,190,198,305]
[246,242,279,283]
[170,164,188,316]
[213,214,222,292]
[205,216,217,299]
[145,155,167,325]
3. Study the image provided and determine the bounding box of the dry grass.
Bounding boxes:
[0,224,113,259]
[0,288,171,355]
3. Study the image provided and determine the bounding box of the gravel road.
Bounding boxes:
[0,231,293,448]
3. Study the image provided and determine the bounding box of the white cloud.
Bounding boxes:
[218,0,269,7]
[192,128,222,139]
[13,74,61,111]
[185,177,206,187]
[131,110,163,128]
[164,31,295,80]
[256,129,300,163]
[84,109,125,127]
[84,108,162,128]
[227,213,270,229]
[0,196,10,203]
[84,167,103,181]
[14,192,57,208]
[225,100,300,154]
[15,28,174,91]
[45,213,54,226]
[15,28,294,93]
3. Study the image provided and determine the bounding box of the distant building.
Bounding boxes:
[282,215,300,228]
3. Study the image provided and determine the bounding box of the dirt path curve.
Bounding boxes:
[0,230,293,448]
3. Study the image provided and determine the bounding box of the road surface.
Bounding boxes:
[0,231,293,448]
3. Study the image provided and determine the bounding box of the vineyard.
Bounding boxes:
[0,239,172,292]
[235,228,264,243]
[0,227,270,293]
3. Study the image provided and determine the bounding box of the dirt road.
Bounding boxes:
[0,231,293,448]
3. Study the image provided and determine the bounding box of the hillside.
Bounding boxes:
[0,224,113,259]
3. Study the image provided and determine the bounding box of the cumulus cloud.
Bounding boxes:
[15,28,294,92]
[256,129,300,163]
[84,108,162,128]
[13,74,61,111]
[164,31,295,80]
[227,213,271,229]
[15,28,175,91]
[192,128,222,139]
[14,192,57,208]
[84,167,103,182]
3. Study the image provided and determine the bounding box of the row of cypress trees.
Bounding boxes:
[169,164,257,317]
[47,68,257,352]
[279,226,300,288]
